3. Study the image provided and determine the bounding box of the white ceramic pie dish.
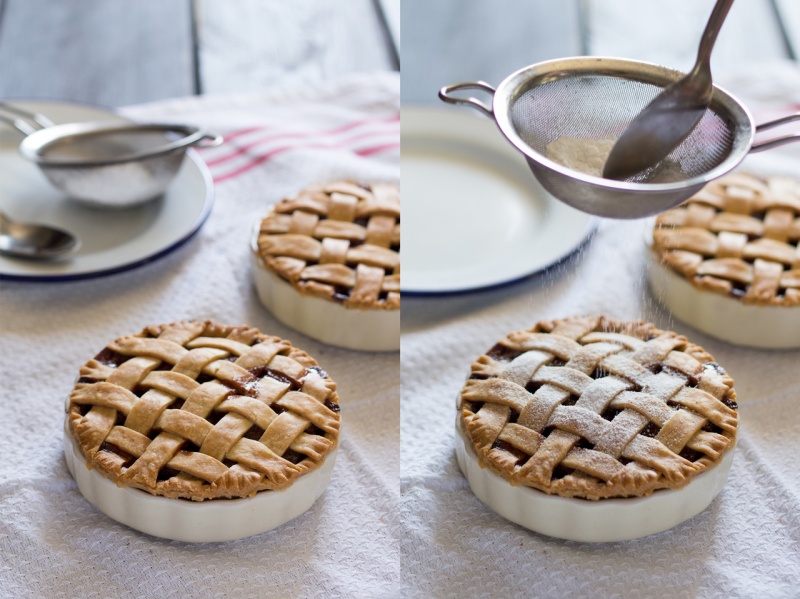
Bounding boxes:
[251,236,400,352]
[455,422,735,543]
[64,420,337,543]
[644,235,800,350]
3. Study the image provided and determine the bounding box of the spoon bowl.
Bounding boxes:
[0,211,80,259]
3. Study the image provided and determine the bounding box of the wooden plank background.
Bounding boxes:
[402,0,797,104]
[400,0,584,104]
[0,0,196,106]
[0,0,796,108]
[0,0,398,107]
[587,0,791,75]
[196,0,396,95]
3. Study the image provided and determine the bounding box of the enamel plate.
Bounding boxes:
[0,100,213,282]
[401,107,596,294]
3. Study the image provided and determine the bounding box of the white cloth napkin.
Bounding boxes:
[401,63,800,598]
[0,72,399,598]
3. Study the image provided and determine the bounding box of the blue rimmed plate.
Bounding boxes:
[0,100,213,282]
[402,107,596,294]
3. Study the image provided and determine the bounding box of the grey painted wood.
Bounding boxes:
[1,0,790,112]
[400,0,583,104]
[0,0,195,107]
[377,0,400,61]
[586,0,790,77]
[196,0,395,95]
[774,0,800,59]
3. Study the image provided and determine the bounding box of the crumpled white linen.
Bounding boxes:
[0,72,399,599]
[400,63,800,598]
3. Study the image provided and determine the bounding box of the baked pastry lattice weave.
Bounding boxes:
[256,181,400,310]
[653,172,800,306]
[459,316,738,500]
[67,321,340,501]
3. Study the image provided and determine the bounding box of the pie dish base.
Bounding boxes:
[64,422,337,543]
[251,249,400,352]
[646,247,800,349]
[455,423,734,543]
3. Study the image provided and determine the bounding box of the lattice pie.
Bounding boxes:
[66,321,340,502]
[252,181,400,351]
[648,172,800,348]
[653,173,799,305]
[256,180,399,309]
[458,316,738,501]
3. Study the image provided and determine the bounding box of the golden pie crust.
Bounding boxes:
[458,316,738,500]
[67,321,340,501]
[653,173,800,306]
[256,181,400,310]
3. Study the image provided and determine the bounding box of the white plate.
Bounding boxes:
[0,100,213,282]
[401,107,596,294]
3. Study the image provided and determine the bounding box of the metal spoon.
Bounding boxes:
[603,0,735,181]
[0,210,80,259]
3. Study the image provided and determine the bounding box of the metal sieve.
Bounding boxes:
[440,57,800,219]
[1,102,222,208]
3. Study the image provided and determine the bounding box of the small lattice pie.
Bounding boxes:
[459,316,738,500]
[653,172,800,306]
[256,181,400,310]
[67,321,340,501]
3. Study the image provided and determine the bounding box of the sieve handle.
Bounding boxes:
[751,113,800,153]
[438,82,495,118]
[190,132,224,149]
[0,102,54,135]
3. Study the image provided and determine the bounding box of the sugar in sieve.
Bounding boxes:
[440,56,800,219]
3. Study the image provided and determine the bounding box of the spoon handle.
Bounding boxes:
[693,0,735,75]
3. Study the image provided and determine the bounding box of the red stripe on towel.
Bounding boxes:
[213,137,399,183]
[204,114,399,168]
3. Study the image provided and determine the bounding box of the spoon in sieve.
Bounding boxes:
[602,0,735,180]
[0,210,80,259]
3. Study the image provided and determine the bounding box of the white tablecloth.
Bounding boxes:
[2,57,799,598]
[0,73,400,598]
[400,64,800,598]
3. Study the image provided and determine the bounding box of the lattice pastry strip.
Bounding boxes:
[256,180,400,310]
[459,316,738,500]
[67,321,341,501]
[653,172,800,305]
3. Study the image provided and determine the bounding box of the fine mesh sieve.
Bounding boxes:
[440,57,800,219]
[0,102,223,208]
